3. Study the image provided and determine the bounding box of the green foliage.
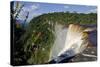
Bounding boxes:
[22,16,55,64]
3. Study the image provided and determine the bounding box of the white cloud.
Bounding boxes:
[22,4,39,12]
[30,4,39,10]
[89,8,97,13]
[18,4,40,21]
[87,8,97,13]
[64,5,69,9]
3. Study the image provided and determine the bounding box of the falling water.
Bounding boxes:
[49,24,67,61]
[58,24,88,56]
[49,24,96,61]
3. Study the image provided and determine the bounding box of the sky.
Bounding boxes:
[13,1,97,22]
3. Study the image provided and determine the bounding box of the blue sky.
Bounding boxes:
[14,1,97,22]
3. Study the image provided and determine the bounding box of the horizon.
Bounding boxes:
[13,1,97,22]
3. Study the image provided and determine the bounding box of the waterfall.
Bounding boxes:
[49,24,95,61]
[58,24,88,56]
[49,24,67,61]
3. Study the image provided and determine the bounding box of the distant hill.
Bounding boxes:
[29,12,97,25]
